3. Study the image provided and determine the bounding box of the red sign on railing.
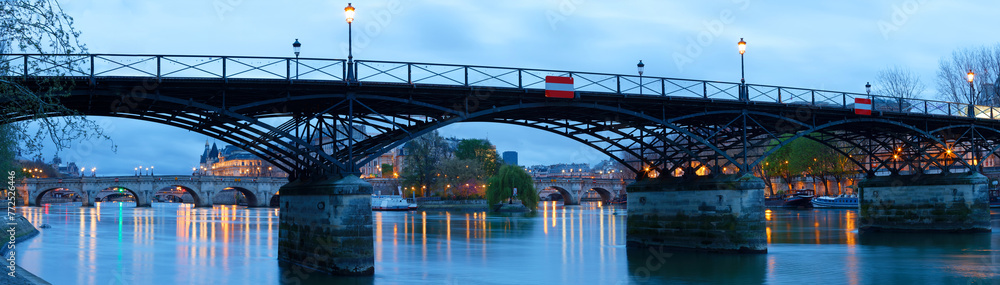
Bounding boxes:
[855,98,872,115]
[545,76,575,98]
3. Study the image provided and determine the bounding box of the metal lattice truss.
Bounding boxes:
[8,53,1000,180]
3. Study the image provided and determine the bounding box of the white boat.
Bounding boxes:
[371,195,412,211]
[811,194,859,208]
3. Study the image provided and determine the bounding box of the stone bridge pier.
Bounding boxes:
[278,175,374,276]
[626,174,766,253]
[858,172,991,233]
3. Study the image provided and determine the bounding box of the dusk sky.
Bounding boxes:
[32,0,1000,176]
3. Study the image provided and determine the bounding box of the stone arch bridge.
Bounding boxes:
[20,175,284,207]
[534,178,629,205]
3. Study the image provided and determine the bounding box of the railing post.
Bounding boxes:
[924,100,928,115]
[661,79,665,96]
[408,63,413,84]
[517,69,522,89]
[156,56,162,82]
[968,105,974,118]
[703,81,707,99]
[286,59,291,81]
[778,88,782,103]
[464,66,469,87]
[811,90,815,106]
[842,93,846,108]
[222,57,227,82]
[897,98,903,113]
[617,76,621,94]
[23,55,28,77]
[89,54,95,85]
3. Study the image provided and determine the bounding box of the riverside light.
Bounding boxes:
[292,39,301,57]
[344,3,355,23]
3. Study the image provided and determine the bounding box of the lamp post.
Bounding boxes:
[345,3,356,82]
[637,60,645,95]
[738,38,747,101]
[866,82,871,95]
[968,69,976,99]
[292,39,301,80]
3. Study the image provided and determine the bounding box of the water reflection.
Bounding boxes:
[13,204,1000,284]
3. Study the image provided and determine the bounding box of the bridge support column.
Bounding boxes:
[278,175,374,276]
[858,172,990,233]
[626,174,766,253]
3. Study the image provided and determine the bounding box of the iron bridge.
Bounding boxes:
[4,54,1000,181]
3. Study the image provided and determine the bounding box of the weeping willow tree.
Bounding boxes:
[1,0,112,175]
[486,164,538,211]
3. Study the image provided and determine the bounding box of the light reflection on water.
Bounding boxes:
[14,203,1000,284]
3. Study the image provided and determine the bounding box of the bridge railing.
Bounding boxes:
[2,53,995,120]
[0,54,346,81]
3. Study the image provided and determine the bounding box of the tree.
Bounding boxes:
[873,65,925,99]
[1,1,112,169]
[454,139,500,176]
[936,44,1000,105]
[380,163,394,178]
[761,136,857,196]
[435,157,484,199]
[486,164,537,211]
[761,140,795,195]
[401,131,448,197]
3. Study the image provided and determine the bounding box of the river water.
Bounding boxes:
[13,202,1000,284]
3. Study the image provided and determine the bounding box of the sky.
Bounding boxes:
[28,0,1000,176]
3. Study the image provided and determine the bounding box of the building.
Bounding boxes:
[502,151,518,166]
[198,141,286,177]
[361,145,405,179]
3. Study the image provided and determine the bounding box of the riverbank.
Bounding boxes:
[416,199,489,211]
[1,202,49,285]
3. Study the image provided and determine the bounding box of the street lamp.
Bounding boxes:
[345,3,356,82]
[151,166,154,176]
[968,69,976,97]
[637,60,645,95]
[866,82,871,95]
[738,38,747,101]
[292,39,301,79]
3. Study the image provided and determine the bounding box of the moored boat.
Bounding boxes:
[783,190,815,208]
[371,195,411,211]
[609,193,627,205]
[811,194,858,208]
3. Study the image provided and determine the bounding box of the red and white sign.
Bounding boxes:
[855,98,872,115]
[545,76,575,98]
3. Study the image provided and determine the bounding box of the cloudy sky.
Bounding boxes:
[32,0,1000,176]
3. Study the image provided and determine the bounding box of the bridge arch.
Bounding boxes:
[34,187,82,206]
[545,186,578,205]
[96,186,141,205]
[156,185,204,206]
[590,187,612,203]
[213,187,259,207]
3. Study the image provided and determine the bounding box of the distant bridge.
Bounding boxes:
[534,177,629,205]
[19,175,284,207]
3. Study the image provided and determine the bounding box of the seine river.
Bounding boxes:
[13,202,1000,284]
